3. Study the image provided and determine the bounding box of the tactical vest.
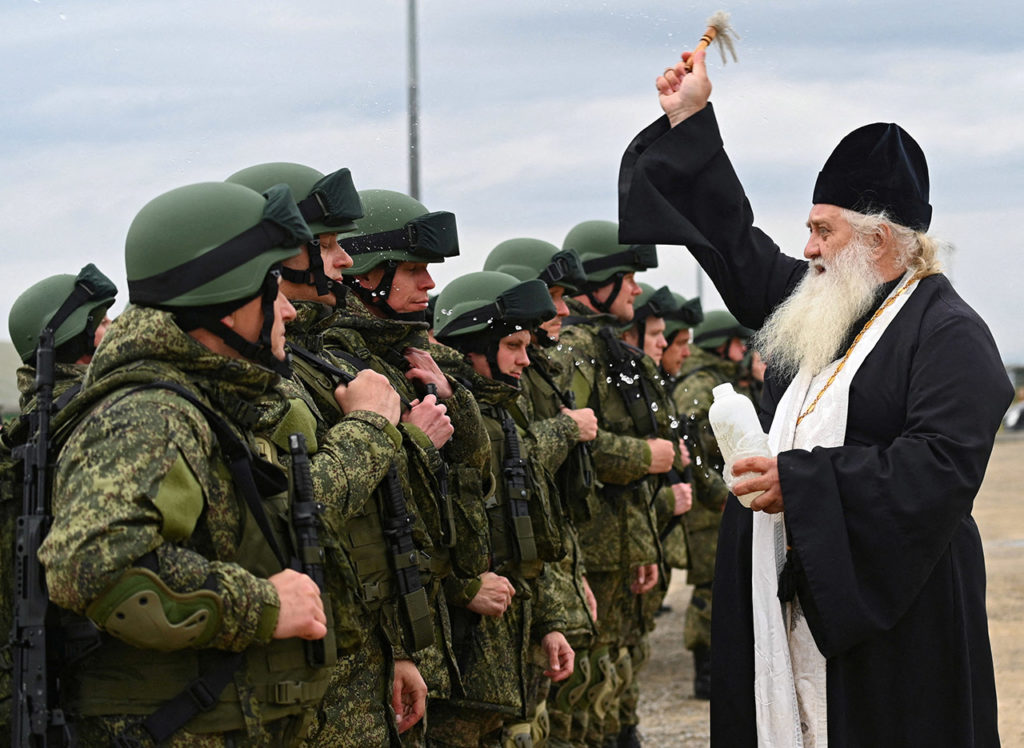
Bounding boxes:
[478,399,570,576]
[288,349,435,653]
[52,376,332,739]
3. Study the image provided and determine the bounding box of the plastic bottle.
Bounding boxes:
[708,383,771,507]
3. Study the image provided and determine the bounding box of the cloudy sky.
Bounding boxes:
[3,0,1023,363]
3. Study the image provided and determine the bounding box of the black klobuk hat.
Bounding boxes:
[812,122,932,231]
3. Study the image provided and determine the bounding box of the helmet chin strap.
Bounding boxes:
[483,336,519,388]
[192,272,292,377]
[343,261,425,322]
[279,237,340,298]
[586,272,625,315]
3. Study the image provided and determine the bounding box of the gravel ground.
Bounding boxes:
[632,433,1024,746]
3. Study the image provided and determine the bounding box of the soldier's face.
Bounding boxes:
[227,278,296,362]
[661,329,692,376]
[468,330,531,380]
[281,235,351,304]
[642,317,668,364]
[593,272,641,323]
[539,286,570,341]
[358,262,435,315]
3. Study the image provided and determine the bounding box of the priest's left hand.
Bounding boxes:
[732,456,785,513]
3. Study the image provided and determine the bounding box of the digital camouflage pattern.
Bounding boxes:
[519,351,600,748]
[544,298,667,745]
[310,293,493,745]
[671,345,736,652]
[37,304,329,744]
[285,299,429,747]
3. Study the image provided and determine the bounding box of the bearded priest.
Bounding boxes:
[617,48,1012,748]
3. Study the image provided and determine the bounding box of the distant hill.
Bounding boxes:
[1,340,23,418]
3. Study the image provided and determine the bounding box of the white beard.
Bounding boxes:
[754,237,885,379]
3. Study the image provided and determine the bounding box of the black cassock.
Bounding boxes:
[618,104,1011,747]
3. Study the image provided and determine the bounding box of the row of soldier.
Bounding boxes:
[0,164,755,747]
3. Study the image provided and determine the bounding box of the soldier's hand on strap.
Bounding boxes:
[403,347,454,399]
[672,481,693,515]
[646,438,676,474]
[268,569,327,640]
[403,394,453,448]
[392,658,427,733]
[561,406,598,442]
[466,571,516,617]
[334,369,400,425]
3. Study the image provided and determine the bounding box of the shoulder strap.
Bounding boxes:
[124,381,289,569]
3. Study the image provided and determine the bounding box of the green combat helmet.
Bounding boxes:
[9,267,118,364]
[628,283,681,342]
[663,291,704,345]
[693,309,755,353]
[433,271,555,386]
[561,219,658,314]
[339,189,459,319]
[125,181,310,375]
[484,238,587,295]
[226,162,362,298]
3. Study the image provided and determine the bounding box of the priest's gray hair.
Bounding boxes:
[841,209,946,279]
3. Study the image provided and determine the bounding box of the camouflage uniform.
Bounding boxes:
[316,294,494,746]
[546,298,662,746]
[670,347,734,664]
[428,355,570,748]
[280,298,442,747]
[521,351,598,748]
[37,304,334,746]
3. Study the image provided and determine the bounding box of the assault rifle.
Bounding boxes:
[288,433,336,668]
[12,329,71,747]
[381,464,433,652]
[500,410,538,563]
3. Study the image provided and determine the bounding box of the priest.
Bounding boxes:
[617,48,1011,747]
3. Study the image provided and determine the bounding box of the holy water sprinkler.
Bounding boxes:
[684,10,740,70]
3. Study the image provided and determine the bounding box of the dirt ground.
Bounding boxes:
[634,432,1024,746]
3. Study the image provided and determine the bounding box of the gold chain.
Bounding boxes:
[796,276,919,426]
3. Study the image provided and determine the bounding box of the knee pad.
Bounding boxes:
[612,647,632,700]
[553,649,591,713]
[503,721,534,748]
[586,647,618,720]
[531,700,551,747]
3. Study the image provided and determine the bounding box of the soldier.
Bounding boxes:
[548,220,674,748]
[2,265,117,744]
[334,190,502,746]
[484,238,600,747]
[613,284,692,741]
[226,164,434,745]
[431,271,575,748]
[37,181,334,745]
[671,309,753,700]
[7,267,117,411]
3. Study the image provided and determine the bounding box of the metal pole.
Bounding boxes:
[696,263,703,303]
[407,0,420,200]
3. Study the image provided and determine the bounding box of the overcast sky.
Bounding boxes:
[3,0,1023,363]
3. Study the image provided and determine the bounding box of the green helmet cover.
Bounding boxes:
[484,238,587,294]
[561,220,658,288]
[433,272,555,343]
[663,292,704,342]
[126,182,309,308]
[9,266,118,363]
[693,309,755,351]
[632,284,680,323]
[340,189,459,275]
[225,162,363,235]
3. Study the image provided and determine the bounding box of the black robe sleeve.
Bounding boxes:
[618,104,806,329]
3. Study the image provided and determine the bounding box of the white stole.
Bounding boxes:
[751,271,918,747]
